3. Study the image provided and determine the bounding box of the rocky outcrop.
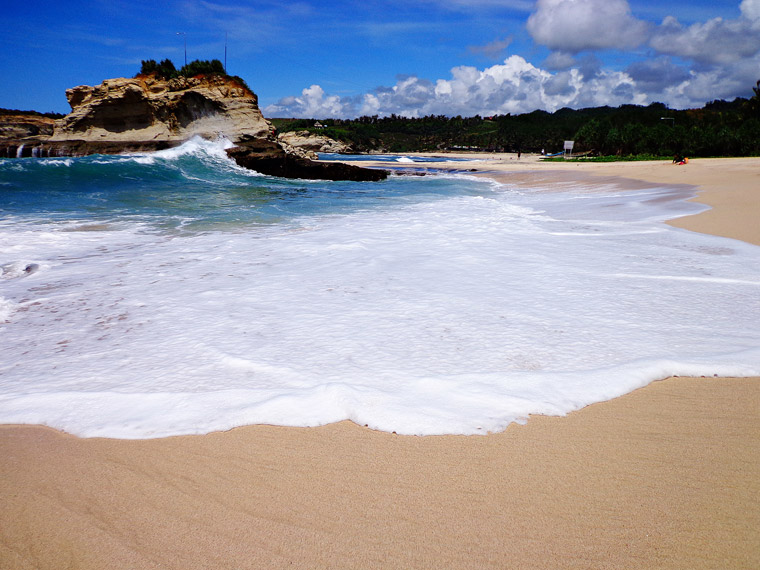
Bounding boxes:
[226,139,386,182]
[0,113,56,140]
[0,113,57,157]
[0,74,387,181]
[1,75,273,158]
[47,75,274,150]
[277,130,352,159]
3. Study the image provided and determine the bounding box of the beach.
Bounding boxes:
[1,156,759,569]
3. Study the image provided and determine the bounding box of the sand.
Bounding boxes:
[2,156,759,569]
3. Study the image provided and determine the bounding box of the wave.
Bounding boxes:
[0,179,758,437]
[123,136,261,181]
[1,139,496,233]
[1,137,257,184]
[3,146,760,438]
[0,138,290,229]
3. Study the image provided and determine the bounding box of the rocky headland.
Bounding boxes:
[0,74,386,181]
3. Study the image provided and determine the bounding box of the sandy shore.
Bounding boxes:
[2,156,759,569]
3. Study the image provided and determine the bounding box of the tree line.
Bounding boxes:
[273,80,760,158]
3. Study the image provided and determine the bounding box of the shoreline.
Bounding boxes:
[338,153,760,245]
[2,156,759,569]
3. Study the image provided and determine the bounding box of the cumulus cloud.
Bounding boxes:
[264,85,355,118]
[543,51,576,70]
[649,11,760,64]
[625,57,691,94]
[660,54,760,107]
[265,55,650,118]
[264,1,760,119]
[741,0,760,20]
[526,0,650,52]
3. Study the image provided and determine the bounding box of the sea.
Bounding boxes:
[1,137,759,439]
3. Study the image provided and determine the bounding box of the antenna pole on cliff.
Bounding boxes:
[176,32,187,66]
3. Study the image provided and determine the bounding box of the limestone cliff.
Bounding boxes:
[0,113,56,141]
[46,74,274,154]
[0,113,57,157]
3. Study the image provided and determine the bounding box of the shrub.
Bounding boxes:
[138,59,178,80]
[179,59,225,77]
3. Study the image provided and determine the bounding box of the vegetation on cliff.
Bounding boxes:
[273,79,760,158]
[137,58,252,93]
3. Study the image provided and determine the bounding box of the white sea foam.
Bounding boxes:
[38,158,73,167]
[0,175,759,438]
[114,136,251,172]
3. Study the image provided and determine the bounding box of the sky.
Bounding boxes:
[1,0,758,119]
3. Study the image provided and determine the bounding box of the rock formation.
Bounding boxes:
[0,113,56,157]
[277,130,352,159]
[226,139,386,182]
[45,74,274,155]
[0,74,387,181]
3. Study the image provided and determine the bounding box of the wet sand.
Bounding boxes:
[2,156,759,569]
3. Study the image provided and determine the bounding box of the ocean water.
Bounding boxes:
[1,138,759,439]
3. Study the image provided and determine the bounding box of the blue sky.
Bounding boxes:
[1,0,758,118]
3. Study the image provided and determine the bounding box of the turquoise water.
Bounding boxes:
[1,143,485,232]
[1,139,759,438]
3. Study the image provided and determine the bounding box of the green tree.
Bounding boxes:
[746,79,760,117]
[179,59,226,77]
[138,59,177,79]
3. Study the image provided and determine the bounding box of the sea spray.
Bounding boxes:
[1,141,759,438]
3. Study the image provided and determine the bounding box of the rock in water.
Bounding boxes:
[226,139,388,182]
[277,130,352,158]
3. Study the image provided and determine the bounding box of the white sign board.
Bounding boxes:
[564,140,575,151]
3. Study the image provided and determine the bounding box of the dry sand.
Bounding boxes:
[2,156,759,569]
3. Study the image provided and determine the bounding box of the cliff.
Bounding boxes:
[45,74,274,154]
[0,113,56,157]
[0,75,386,181]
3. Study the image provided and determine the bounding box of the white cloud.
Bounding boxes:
[543,51,576,70]
[264,84,354,118]
[741,0,760,21]
[625,57,691,94]
[661,54,760,107]
[265,56,651,118]
[649,12,760,64]
[264,1,760,119]
[526,0,649,52]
